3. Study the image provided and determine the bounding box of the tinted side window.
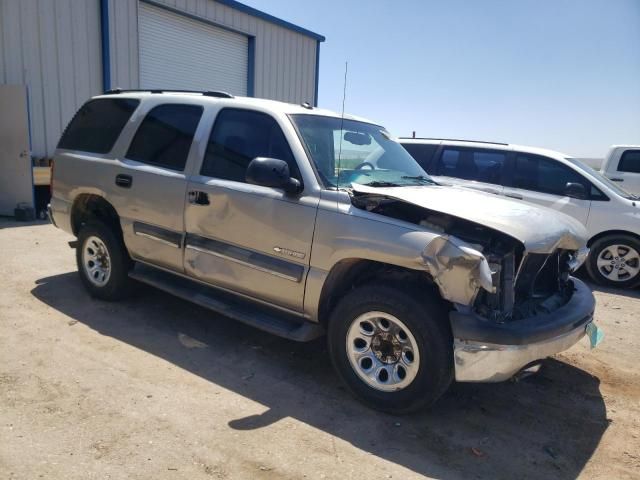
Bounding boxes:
[435,148,505,184]
[618,150,640,173]
[513,154,588,196]
[201,109,297,182]
[126,104,203,171]
[58,98,139,153]
[402,143,438,171]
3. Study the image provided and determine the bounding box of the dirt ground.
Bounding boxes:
[0,218,638,480]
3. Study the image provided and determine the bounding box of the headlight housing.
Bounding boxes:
[568,247,589,272]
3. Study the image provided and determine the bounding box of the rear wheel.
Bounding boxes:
[586,234,640,288]
[76,222,133,300]
[327,283,453,414]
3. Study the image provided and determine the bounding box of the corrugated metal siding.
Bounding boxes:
[0,0,102,157]
[108,0,139,89]
[0,0,319,156]
[138,2,248,94]
[122,0,318,104]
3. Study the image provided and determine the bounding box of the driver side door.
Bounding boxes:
[502,153,591,224]
[183,108,319,312]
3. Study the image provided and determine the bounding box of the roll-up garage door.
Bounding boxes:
[139,2,248,95]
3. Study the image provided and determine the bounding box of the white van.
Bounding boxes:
[400,138,640,288]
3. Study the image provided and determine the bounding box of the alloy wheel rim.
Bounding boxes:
[346,311,420,392]
[82,236,111,287]
[596,244,640,282]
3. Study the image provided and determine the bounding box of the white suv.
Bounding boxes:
[400,138,640,288]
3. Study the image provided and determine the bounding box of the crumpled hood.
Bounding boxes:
[351,183,588,253]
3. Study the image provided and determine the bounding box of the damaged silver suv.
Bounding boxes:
[49,90,600,412]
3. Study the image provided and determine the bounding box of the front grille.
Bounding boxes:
[515,250,571,300]
[511,249,573,319]
[476,249,573,322]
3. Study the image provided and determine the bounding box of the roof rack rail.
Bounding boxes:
[203,91,234,98]
[104,88,234,99]
[398,137,508,146]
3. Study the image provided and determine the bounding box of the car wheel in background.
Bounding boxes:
[586,234,640,288]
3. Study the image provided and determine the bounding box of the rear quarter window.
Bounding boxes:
[57,98,140,154]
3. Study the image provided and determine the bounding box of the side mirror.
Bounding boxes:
[246,157,301,194]
[564,182,587,200]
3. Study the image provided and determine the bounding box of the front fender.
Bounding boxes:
[305,207,494,321]
[422,235,494,305]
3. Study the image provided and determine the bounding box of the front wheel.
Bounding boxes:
[586,234,640,288]
[327,284,453,414]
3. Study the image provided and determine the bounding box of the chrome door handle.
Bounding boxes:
[188,191,210,205]
[115,174,132,188]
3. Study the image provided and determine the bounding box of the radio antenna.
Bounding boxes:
[336,61,348,195]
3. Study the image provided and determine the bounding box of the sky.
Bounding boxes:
[244,0,640,158]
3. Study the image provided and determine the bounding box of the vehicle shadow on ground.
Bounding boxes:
[32,272,609,480]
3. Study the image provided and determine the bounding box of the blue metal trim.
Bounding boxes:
[247,36,255,97]
[100,0,111,92]
[214,0,325,42]
[313,40,320,106]
[142,0,248,37]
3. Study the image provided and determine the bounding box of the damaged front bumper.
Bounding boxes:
[451,277,596,382]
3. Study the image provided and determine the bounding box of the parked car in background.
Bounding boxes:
[599,145,640,196]
[48,91,599,412]
[400,138,640,288]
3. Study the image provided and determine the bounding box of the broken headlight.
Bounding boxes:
[567,247,589,272]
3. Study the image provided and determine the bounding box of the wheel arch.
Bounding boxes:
[587,229,640,247]
[70,193,123,239]
[316,258,440,327]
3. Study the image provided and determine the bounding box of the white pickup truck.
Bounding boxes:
[599,146,640,196]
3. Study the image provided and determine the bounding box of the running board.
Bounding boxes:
[128,264,324,342]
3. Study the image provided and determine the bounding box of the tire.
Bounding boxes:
[327,283,453,414]
[586,234,640,289]
[76,221,133,300]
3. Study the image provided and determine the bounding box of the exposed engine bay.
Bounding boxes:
[351,192,577,323]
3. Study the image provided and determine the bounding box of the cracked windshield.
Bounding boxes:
[291,114,433,189]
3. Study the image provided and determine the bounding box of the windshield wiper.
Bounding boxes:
[364,181,402,187]
[401,175,435,184]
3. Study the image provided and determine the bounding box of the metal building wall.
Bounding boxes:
[0,0,103,158]
[0,0,321,157]
[108,0,320,105]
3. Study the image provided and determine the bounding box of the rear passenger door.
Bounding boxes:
[183,108,319,312]
[430,147,507,195]
[502,153,590,224]
[112,101,205,272]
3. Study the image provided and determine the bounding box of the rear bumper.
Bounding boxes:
[47,204,57,227]
[47,197,73,234]
[452,278,595,382]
